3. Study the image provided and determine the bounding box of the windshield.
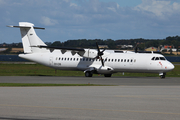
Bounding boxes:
[151,57,166,61]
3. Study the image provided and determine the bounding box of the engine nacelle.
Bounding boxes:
[78,49,110,58]
[78,49,97,58]
[88,65,114,74]
[96,66,114,74]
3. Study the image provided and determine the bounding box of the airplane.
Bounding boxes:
[7,22,174,78]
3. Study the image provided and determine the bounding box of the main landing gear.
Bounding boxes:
[85,71,112,77]
[85,71,93,77]
[159,73,166,79]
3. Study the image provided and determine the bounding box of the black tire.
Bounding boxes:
[104,74,112,77]
[85,71,93,77]
[160,75,165,79]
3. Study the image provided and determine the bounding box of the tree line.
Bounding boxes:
[1,36,180,51]
[49,36,180,50]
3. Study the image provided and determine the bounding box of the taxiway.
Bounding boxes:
[0,76,180,120]
[0,76,180,86]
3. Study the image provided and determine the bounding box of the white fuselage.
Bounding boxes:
[8,22,175,77]
[19,49,174,75]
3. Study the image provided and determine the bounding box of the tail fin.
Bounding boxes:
[8,22,47,53]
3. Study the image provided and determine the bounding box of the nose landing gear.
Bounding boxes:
[159,73,166,79]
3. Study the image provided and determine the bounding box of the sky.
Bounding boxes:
[1,0,180,43]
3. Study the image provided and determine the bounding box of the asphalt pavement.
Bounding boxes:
[0,76,180,120]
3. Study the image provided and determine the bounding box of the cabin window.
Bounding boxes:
[77,58,79,61]
[73,58,75,61]
[105,59,107,61]
[62,58,63,60]
[59,58,61,60]
[67,58,69,61]
[134,59,136,62]
[124,59,126,62]
[121,59,123,62]
[127,59,129,62]
[115,59,117,62]
[108,59,110,62]
[118,59,120,62]
[131,59,133,62]
[112,59,113,62]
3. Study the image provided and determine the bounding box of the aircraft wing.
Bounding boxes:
[36,45,85,52]
[33,45,105,59]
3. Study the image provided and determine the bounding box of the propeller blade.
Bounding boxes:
[101,48,106,52]
[96,42,100,53]
[96,42,104,56]
[96,42,105,66]
[100,56,104,66]
[134,44,138,53]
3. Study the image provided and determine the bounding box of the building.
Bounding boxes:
[160,45,177,52]
[117,45,133,49]
[145,47,158,51]
[98,45,108,49]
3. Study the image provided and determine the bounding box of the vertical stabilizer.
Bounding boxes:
[8,22,47,53]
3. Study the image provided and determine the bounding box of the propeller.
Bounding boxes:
[96,42,105,66]
[134,43,139,53]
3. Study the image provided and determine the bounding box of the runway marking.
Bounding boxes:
[0,104,180,116]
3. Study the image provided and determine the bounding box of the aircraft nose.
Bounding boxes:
[168,62,174,70]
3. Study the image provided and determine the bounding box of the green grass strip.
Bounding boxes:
[0,63,179,77]
[0,83,108,87]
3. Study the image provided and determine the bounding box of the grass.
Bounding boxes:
[0,63,179,77]
[0,64,84,76]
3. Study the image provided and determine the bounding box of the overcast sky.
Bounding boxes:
[1,0,180,43]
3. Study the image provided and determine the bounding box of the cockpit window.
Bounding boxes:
[160,57,166,60]
[151,57,155,60]
[152,57,166,61]
[155,57,159,60]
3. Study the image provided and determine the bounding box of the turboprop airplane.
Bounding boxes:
[8,22,174,78]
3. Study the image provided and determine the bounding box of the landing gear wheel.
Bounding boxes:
[160,75,165,79]
[104,74,112,77]
[85,71,93,77]
[159,73,166,79]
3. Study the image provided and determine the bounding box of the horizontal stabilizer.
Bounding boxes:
[7,25,45,29]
